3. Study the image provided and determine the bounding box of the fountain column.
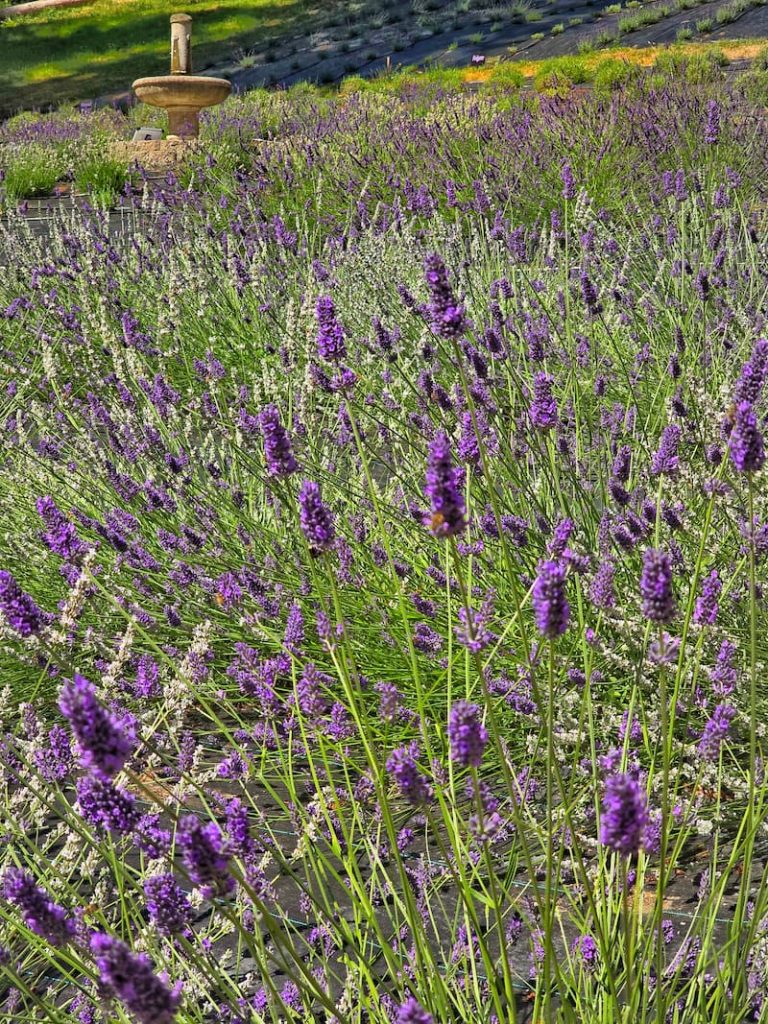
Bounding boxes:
[170,13,192,74]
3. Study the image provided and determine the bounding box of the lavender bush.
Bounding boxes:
[1,74,768,1022]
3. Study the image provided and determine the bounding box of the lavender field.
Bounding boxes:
[2,75,768,1023]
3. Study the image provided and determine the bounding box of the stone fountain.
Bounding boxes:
[132,14,231,139]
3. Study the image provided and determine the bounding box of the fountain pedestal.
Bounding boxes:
[132,13,231,140]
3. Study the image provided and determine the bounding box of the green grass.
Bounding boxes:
[0,0,354,115]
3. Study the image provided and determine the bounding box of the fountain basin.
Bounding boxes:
[132,74,231,138]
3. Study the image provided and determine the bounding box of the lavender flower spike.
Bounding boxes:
[298,479,336,554]
[651,424,682,477]
[447,701,488,768]
[530,372,558,431]
[315,295,346,363]
[532,560,570,638]
[176,815,234,898]
[59,673,136,779]
[91,933,181,1024]
[640,548,676,624]
[697,703,736,761]
[2,868,74,947]
[693,569,721,627]
[0,570,50,637]
[36,496,88,561]
[423,430,467,538]
[424,252,467,339]
[144,874,192,937]
[729,401,765,474]
[259,404,298,478]
[600,773,649,856]
[397,997,434,1024]
[386,743,433,806]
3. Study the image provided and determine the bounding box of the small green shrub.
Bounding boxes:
[530,30,546,39]
[596,28,619,44]
[339,75,367,95]
[696,16,713,30]
[569,16,585,25]
[489,63,525,89]
[605,4,622,13]
[73,155,129,206]
[577,38,597,53]
[653,49,687,75]
[1,147,66,202]
[676,26,694,39]
[685,49,727,82]
[592,58,641,93]
[738,66,768,103]
[508,0,533,22]
[551,21,565,33]
[533,56,589,92]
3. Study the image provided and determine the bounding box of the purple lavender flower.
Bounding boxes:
[176,815,234,898]
[697,703,736,761]
[375,680,406,723]
[580,270,602,316]
[548,518,574,559]
[640,549,676,623]
[386,743,433,805]
[734,339,768,404]
[76,775,139,835]
[530,372,558,430]
[572,934,598,971]
[33,724,73,782]
[90,933,181,1024]
[651,424,682,476]
[134,814,172,859]
[315,296,346,362]
[259,404,298,478]
[1,868,74,946]
[298,480,336,554]
[703,100,720,145]
[532,560,570,638]
[144,874,192,937]
[561,162,576,201]
[455,599,495,652]
[599,773,649,856]
[447,701,488,768]
[711,639,738,696]
[283,601,304,654]
[0,571,50,637]
[59,674,136,778]
[423,430,466,538]
[413,621,443,655]
[36,496,88,561]
[396,997,434,1024]
[693,570,721,626]
[729,401,765,473]
[612,445,632,483]
[590,559,616,611]
[424,253,467,339]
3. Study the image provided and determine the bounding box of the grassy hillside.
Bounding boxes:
[0,0,355,113]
